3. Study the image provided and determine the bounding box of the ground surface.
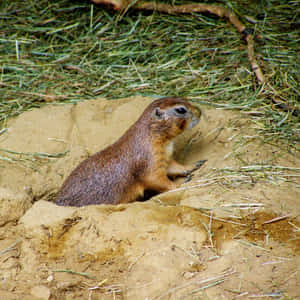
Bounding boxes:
[0,96,299,299]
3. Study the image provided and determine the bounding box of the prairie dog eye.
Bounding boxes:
[174,106,188,115]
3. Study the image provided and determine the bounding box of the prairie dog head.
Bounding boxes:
[148,97,201,139]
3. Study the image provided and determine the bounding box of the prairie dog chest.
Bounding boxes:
[165,141,174,159]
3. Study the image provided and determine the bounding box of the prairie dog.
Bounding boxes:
[56,97,201,206]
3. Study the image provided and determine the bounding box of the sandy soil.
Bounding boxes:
[0,96,299,299]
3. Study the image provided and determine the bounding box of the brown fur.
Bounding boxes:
[56,97,201,206]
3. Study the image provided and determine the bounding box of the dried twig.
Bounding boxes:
[0,238,22,256]
[49,269,95,279]
[93,0,265,83]
[138,2,265,82]
[263,214,292,225]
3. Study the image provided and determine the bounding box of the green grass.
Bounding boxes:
[0,0,299,153]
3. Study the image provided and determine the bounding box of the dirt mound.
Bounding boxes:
[0,97,299,299]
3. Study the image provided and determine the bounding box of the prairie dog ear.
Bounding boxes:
[152,107,164,120]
